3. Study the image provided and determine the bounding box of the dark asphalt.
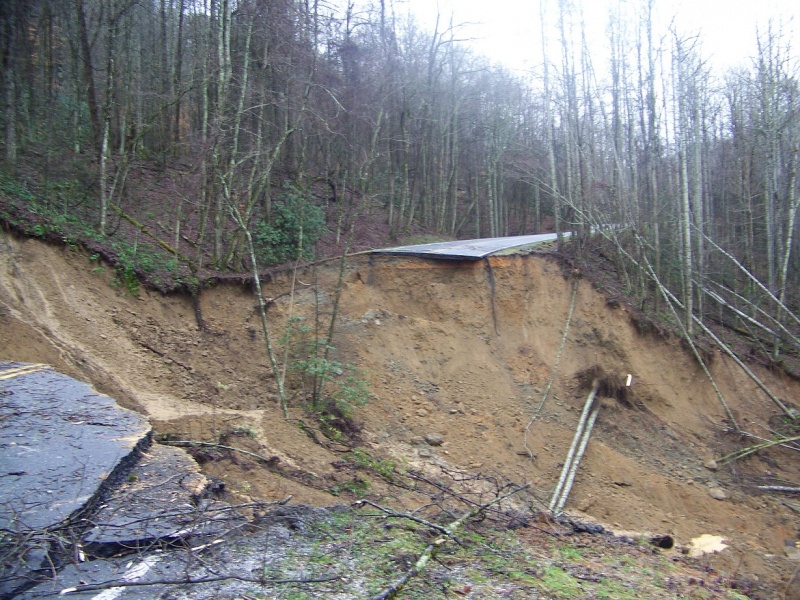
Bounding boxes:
[0,362,152,533]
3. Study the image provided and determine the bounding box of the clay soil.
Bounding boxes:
[2,231,800,597]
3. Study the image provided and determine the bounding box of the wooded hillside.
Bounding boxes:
[1,0,798,365]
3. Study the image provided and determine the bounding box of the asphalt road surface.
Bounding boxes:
[372,232,570,260]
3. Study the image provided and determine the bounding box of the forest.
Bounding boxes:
[0,0,799,366]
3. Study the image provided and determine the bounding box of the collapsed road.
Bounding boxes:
[0,362,242,598]
[371,232,570,260]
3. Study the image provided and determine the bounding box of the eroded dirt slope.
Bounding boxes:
[1,231,799,593]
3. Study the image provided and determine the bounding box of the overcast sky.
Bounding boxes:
[388,0,800,75]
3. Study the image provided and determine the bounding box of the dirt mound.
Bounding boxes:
[2,232,800,594]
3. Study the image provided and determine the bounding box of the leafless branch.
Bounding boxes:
[369,484,529,600]
[59,573,340,595]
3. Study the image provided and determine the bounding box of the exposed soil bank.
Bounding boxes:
[2,232,799,594]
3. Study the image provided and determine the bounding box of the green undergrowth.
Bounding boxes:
[0,170,196,293]
[347,448,397,481]
[221,506,756,599]
[0,171,97,245]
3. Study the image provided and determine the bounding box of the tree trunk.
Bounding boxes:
[173,0,185,145]
[774,145,799,360]
[541,1,560,242]
[675,37,694,335]
[2,5,16,164]
[99,18,117,236]
[77,0,100,148]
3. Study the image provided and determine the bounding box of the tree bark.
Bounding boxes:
[2,4,16,164]
[99,16,117,236]
[173,0,185,145]
[675,35,694,335]
[77,0,100,148]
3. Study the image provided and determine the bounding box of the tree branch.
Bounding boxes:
[60,573,340,595]
[369,484,529,600]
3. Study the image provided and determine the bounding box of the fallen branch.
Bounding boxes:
[370,538,443,600]
[369,484,530,600]
[757,486,800,494]
[719,434,800,464]
[701,232,800,330]
[60,573,340,595]
[638,249,740,431]
[353,499,463,545]
[80,497,294,533]
[109,203,195,267]
[161,440,281,466]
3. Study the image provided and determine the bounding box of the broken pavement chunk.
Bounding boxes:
[0,362,152,533]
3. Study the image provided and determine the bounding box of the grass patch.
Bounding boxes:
[557,545,584,562]
[347,448,397,481]
[540,565,582,597]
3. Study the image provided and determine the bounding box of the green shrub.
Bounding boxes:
[348,448,396,480]
[252,184,327,267]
